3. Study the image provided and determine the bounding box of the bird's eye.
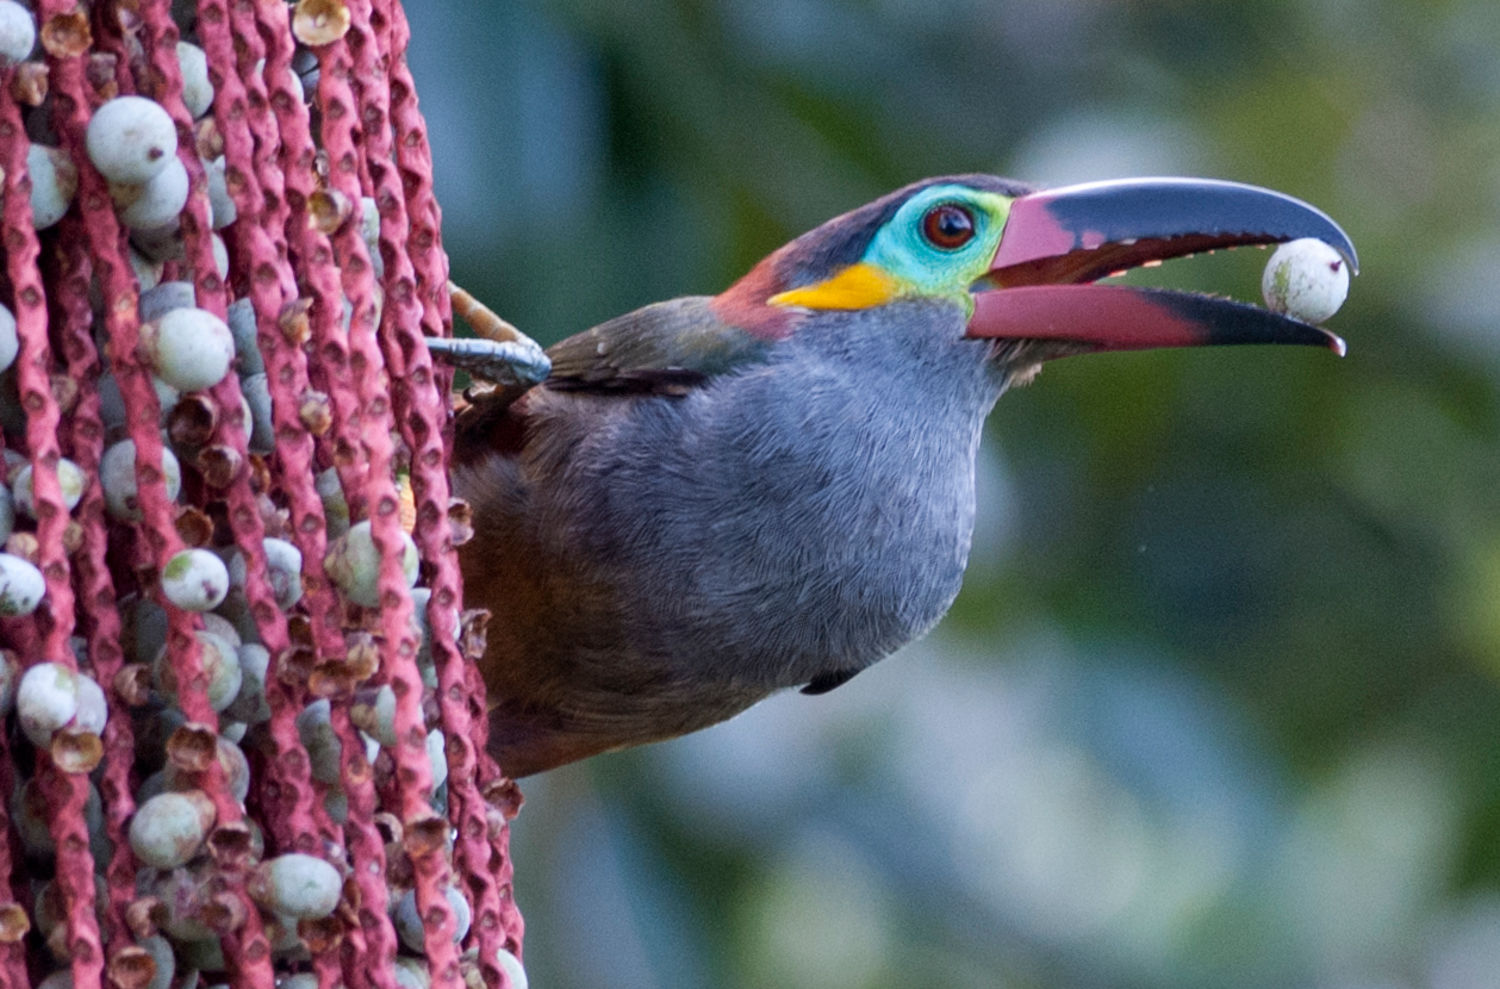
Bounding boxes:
[921,203,975,250]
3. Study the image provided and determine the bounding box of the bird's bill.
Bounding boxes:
[964,177,1356,354]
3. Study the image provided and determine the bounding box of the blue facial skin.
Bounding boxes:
[861,184,1013,307]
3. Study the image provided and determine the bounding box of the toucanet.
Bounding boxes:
[433,175,1357,776]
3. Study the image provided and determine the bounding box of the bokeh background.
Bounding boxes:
[404,2,1500,986]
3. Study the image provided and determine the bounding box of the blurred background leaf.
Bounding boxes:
[408,1,1500,985]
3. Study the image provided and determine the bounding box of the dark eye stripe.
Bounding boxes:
[921,203,976,250]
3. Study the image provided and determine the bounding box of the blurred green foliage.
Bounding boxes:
[407,0,1500,985]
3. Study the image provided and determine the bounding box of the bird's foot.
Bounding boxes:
[428,281,551,387]
[425,335,551,388]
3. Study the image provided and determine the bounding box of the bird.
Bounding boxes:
[438,174,1356,777]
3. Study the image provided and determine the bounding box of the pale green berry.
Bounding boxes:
[253,56,305,106]
[0,487,12,548]
[201,609,242,648]
[8,776,100,856]
[496,948,528,989]
[211,232,229,279]
[153,629,242,712]
[205,155,236,230]
[138,280,195,324]
[130,219,185,263]
[33,875,108,945]
[0,650,20,716]
[323,786,348,823]
[0,301,17,373]
[248,853,343,919]
[35,971,72,989]
[0,1,35,65]
[128,789,215,868]
[160,547,230,611]
[135,769,168,805]
[196,630,245,712]
[141,307,234,392]
[224,642,271,724]
[1261,238,1350,324]
[366,683,397,748]
[8,776,103,859]
[393,884,471,952]
[25,144,77,229]
[176,42,213,119]
[129,596,167,664]
[86,96,177,185]
[0,554,42,617]
[111,156,189,230]
[100,439,182,522]
[393,958,431,989]
[139,936,175,989]
[296,698,341,784]
[410,586,440,690]
[263,536,304,607]
[16,660,77,747]
[316,467,350,537]
[240,371,274,452]
[97,374,180,430]
[70,672,106,735]
[11,457,86,517]
[128,246,163,291]
[229,536,302,608]
[150,866,215,941]
[324,519,418,608]
[226,297,263,374]
[361,196,383,278]
[427,728,448,790]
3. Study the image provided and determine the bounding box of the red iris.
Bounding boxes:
[922,203,975,250]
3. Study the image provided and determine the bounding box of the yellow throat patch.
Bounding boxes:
[768,262,902,311]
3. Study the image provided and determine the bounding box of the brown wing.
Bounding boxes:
[453,295,770,460]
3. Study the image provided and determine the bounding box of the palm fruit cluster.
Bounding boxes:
[0,1,525,988]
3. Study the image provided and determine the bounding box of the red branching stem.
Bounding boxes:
[327,699,392,989]
[40,759,103,989]
[1,100,72,668]
[180,35,362,989]
[251,0,363,870]
[39,0,212,788]
[139,1,224,318]
[129,0,218,714]
[0,724,30,987]
[52,221,138,953]
[87,1,134,95]
[190,0,301,659]
[129,9,283,984]
[39,3,245,985]
[381,2,454,400]
[316,7,460,987]
[220,0,346,669]
[1,56,105,989]
[194,0,353,897]
[374,0,521,976]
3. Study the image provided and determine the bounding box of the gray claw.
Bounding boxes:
[426,336,551,388]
